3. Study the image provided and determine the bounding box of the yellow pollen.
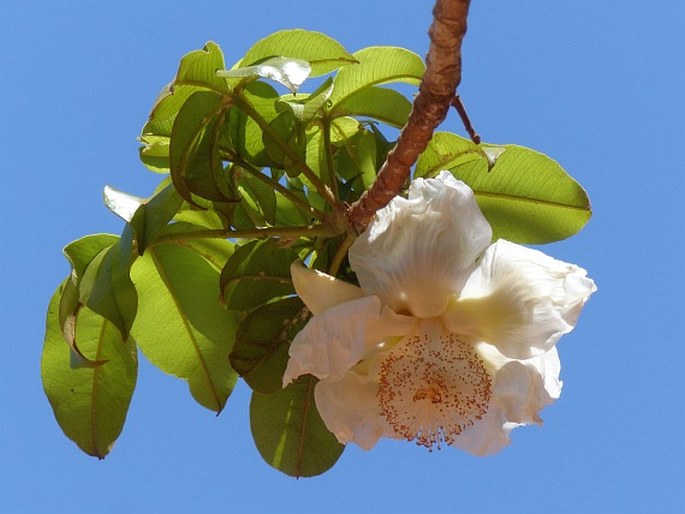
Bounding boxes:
[377,330,492,451]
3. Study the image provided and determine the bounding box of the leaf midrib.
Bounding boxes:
[474,189,591,212]
[149,247,222,412]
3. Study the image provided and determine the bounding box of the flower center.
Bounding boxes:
[377,327,492,450]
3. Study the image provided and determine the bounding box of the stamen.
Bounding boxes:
[377,328,492,450]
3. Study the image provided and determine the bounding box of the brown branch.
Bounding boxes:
[346,0,472,230]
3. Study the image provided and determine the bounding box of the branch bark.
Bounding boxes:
[346,0,471,230]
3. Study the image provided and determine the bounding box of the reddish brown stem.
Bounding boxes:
[346,0,472,230]
[451,95,481,144]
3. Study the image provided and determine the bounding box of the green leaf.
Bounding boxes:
[262,110,300,170]
[261,110,294,164]
[142,42,228,141]
[442,140,591,243]
[334,126,378,192]
[143,85,198,139]
[277,77,334,122]
[173,202,227,230]
[138,135,170,173]
[60,234,120,364]
[129,184,184,253]
[130,241,238,412]
[235,169,277,225]
[240,29,356,77]
[42,285,138,459]
[102,183,185,252]
[220,239,298,311]
[329,46,424,108]
[175,41,229,93]
[169,90,237,204]
[250,376,345,477]
[226,82,280,167]
[230,297,308,394]
[415,131,483,178]
[218,57,312,94]
[275,185,310,227]
[329,86,412,128]
[78,229,137,340]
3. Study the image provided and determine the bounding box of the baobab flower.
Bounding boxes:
[283,171,595,455]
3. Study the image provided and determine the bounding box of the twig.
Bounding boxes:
[451,95,480,144]
[346,0,472,230]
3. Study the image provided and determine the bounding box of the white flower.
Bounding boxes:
[284,171,596,455]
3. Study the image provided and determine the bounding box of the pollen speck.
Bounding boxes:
[377,330,492,450]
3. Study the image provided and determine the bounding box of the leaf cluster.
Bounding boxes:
[42,29,591,477]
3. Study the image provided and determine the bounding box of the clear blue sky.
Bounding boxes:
[2,1,683,512]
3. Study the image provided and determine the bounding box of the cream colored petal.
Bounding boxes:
[481,343,561,424]
[452,343,562,455]
[444,239,596,359]
[315,369,396,450]
[290,262,366,315]
[451,406,517,456]
[282,295,416,385]
[350,171,492,319]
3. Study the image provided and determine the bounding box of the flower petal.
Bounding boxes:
[315,368,396,450]
[451,403,516,456]
[444,239,596,359]
[482,343,561,423]
[350,171,492,319]
[291,262,365,315]
[282,295,416,385]
[452,343,562,455]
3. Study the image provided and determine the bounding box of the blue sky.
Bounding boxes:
[2,1,683,512]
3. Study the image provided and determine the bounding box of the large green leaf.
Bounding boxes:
[239,29,356,77]
[220,239,299,311]
[234,169,277,226]
[175,41,229,93]
[78,228,138,340]
[334,126,378,193]
[140,42,230,170]
[42,285,138,459]
[130,184,184,253]
[329,46,424,108]
[103,184,183,254]
[225,82,281,167]
[418,134,592,243]
[261,110,298,168]
[59,234,120,364]
[144,86,200,139]
[274,184,310,227]
[414,131,483,177]
[143,42,228,139]
[130,241,238,412]
[169,90,237,204]
[329,86,412,128]
[250,376,345,477]
[277,77,334,122]
[230,297,308,394]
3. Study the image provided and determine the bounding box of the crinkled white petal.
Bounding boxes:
[290,262,365,315]
[350,171,492,319]
[315,368,396,450]
[451,343,562,455]
[444,239,596,359]
[451,401,516,456]
[481,342,561,423]
[282,295,416,385]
